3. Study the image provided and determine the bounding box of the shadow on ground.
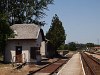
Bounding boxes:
[0,60,3,64]
[37,61,51,65]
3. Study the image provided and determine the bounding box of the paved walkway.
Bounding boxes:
[57,53,84,75]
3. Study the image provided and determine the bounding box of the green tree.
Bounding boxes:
[64,44,68,50]
[0,13,13,56]
[58,44,68,50]
[58,44,65,50]
[76,43,86,50]
[86,43,94,47]
[46,14,66,52]
[68,42,77,51]
[0,0,54,26]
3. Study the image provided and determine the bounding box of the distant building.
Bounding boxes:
[4,24,46,63]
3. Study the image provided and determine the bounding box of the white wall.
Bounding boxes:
[40,41,46,56]
[5,40,35,63]
[34,32,43,62]
[36,32,46,56]
[34,32,43,47]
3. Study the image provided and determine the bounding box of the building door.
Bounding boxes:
[16,46,22,63]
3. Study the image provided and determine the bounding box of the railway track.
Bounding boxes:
[88,51,100,55]
[81,52,100,75]
[85,52,100,63]
[27,59,68,75]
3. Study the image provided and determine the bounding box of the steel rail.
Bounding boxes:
[81,53,96,75]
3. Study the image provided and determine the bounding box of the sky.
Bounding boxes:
[42,0,100,44]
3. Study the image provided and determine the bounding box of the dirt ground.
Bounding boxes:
[0,58,58,75]
[0,51,75,75]
[0,63,40,75]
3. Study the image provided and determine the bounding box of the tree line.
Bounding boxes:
[58,42,100,51]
